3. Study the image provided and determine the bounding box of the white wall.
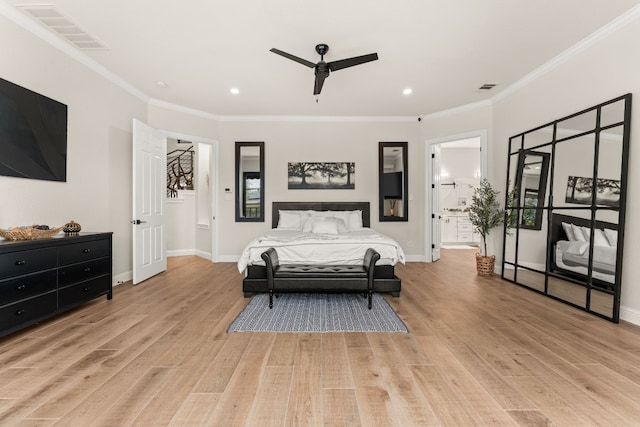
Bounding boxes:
[217,120,423,259]
[0,14,147,285]
[491,19,640,323]
[166,191,196,255]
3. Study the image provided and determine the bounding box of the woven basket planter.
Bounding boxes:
[475,253,496,276]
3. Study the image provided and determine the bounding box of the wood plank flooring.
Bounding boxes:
[2,250,640,426]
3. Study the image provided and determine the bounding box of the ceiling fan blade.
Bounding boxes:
[328,53,378,71]
[270,48,316,68]
[313,74,328,95]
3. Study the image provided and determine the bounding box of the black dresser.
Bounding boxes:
[0,232,113,338]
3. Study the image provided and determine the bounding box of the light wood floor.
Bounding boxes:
[2,250,640,426]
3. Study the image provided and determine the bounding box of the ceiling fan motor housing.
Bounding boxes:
[315,43,329,57]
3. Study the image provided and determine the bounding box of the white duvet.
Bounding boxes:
[237,228,406,273]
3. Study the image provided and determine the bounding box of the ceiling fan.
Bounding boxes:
[270,44,378,95]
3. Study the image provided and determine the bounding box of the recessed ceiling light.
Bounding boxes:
[156,80,167,88]
[230,87,240,95]
[402,88,412,95]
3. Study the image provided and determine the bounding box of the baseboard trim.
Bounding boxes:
[113,271,132,287]
[620,305,640,327]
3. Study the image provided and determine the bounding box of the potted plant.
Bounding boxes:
[468,179,507,276]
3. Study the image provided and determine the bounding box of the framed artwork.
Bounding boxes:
[565,176,621,207]
[288,162,355,189]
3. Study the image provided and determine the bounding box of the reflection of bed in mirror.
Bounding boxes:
[549,213,617,292]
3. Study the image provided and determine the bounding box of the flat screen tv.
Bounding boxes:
[382,171,403,199]
[0,77,67,182]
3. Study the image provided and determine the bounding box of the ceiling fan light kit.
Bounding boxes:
[270,44,378,95]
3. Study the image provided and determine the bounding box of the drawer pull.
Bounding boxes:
[83,287,90,292]
[83,248,91,253]
[15,260,26,266]
[16,309,25,316]
[16,284,27,291]
[84,267,92,273]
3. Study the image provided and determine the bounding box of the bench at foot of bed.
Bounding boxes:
[260,247,380,309]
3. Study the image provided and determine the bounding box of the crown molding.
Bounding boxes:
[148,98,221,120]
[0,1,149,103]
[219,114,416,123]
[419,100,492,122]
[492,4,640,103]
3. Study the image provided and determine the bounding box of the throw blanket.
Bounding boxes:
[238,228,406,273]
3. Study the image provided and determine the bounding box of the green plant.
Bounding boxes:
[469,179,506,257]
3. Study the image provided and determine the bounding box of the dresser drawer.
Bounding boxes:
[58,258,110,287]
[58,239,110,266]
[0,292,57,332]
[58,276,110,310]
[0,270,57,306]
[457,223,473,232]
[0,248,57,280]
[458,233,473,242]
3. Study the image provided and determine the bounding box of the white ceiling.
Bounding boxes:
[5,0,640,117]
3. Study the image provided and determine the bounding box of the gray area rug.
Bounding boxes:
[228,293,408,333]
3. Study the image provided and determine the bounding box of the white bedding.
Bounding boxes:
[238,228,406,273]
[554,240,616,284]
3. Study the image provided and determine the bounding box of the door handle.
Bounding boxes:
[131,219,147,225]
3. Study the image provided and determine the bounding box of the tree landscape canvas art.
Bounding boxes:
[288,162,355,189]
[565,176,621,207]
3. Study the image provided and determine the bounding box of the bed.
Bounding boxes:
[549,213,618,291]
[240,202,404,297]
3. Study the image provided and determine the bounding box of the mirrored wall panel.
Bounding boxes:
[502,94,631,322]
[379,142,408,221]
[235,142,264,222]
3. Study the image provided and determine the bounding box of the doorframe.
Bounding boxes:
[163,129,219,262]
[424,130,488,262]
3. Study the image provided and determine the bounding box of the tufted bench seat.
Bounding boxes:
[261,247,380,309]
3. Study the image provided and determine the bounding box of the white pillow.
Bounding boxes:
[562,222,576,241]
[571,224,586,241]
[302,216,323,232]
[311,220,339,234]
[324,216,349,233]
[328,211,351,228]
[593,228,609,247]
[604,228,618,247]
[309,210,330,218]
[348,210,363,230]
[277,211,302,229]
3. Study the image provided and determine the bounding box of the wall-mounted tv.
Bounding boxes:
[0,77,67,182]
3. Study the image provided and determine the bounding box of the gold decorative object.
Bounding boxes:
[0,226,63,241]
[63,220,82,234]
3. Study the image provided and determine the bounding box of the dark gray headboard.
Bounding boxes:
[550,213,617,245]
[272,202,371,228]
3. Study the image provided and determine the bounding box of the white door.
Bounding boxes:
[132,119,167,284]
[431,144,442,261]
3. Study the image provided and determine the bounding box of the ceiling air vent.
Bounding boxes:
[14,4,108,50]
[478,83,497,91]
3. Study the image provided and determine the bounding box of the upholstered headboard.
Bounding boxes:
[272,202,371,228]
[550,213,617,246]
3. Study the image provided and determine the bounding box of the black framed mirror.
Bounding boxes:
[235,141,264,222]
[379,142,408,221]
[502,93,631,323]
[515,150,550,230]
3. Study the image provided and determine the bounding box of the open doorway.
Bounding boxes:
[165,133,218,263]
[439,137,482,250]
[426,130,487,262]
